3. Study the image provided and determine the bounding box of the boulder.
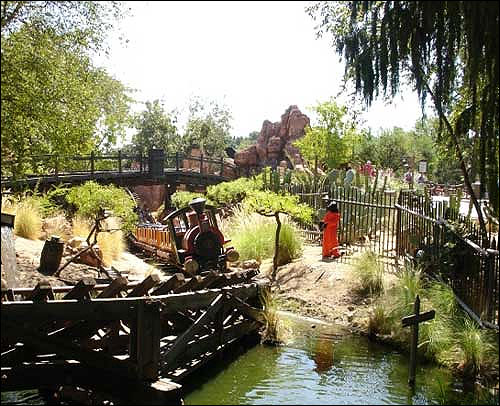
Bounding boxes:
[233,105,310,170]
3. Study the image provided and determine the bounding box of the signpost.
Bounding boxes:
[401,295,435,386]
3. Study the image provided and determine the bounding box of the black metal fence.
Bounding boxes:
[276,180,498,327]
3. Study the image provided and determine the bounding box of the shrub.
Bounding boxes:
[352,250,385,295]
[171,191,214,209]
[221,206,303,265]
[66,181,137,232]
[206,176,262,206]
[13,198,42,240]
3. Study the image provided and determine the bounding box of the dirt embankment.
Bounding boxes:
[9,235,155,288]
[259,244,396,333]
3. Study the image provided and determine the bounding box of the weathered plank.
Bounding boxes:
[127,274,161,297]
[161,294,224,367]
[162,319,258,375]
[151,274,185,296]
[129,301,161,380]
[26,281,54,302]
[173,276,203,294]
[63,277,96,300]
[2,320,138,380]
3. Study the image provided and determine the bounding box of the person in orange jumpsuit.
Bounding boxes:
[321,200,341,259]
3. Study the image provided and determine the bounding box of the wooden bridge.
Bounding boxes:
[1,270,266,404]
[0,149,258,192]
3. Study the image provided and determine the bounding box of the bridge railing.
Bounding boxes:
[1,151,233,182]
[1,152,148,181]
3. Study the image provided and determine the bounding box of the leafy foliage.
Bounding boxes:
[1,2,132,178]
[206,177,262,207]
[170,191,214,210]
[243,190,314,226]
[294,99,362,170]
[65,181,137,231]
[130,100,179,155]
[307,0,499,224]
[181,97,233,157]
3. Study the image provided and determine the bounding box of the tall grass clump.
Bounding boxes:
[368,302,392,336]
[221,206,303,265]
[12,198,42,240]
[71,215,124,266]
[259,288,289,345]
[449,317,497,378]
[393,262,423,317]
[352,250,385,295]
[96,217,125,266]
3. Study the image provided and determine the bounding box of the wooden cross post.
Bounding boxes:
[401,295,435,386]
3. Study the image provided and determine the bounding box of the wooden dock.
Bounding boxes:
[1,270,267,404]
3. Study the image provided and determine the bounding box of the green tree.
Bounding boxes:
[294,99,362,171]
[130,100,179,155]
[182,97,233,157]
[244,190,313,279]
[1,1,132,177]
[307,1,499,237]
[1,26,132,177]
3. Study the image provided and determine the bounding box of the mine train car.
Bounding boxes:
[132,198,239,275]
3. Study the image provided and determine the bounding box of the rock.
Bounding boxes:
[241,259,260,269]
[233,105,310,170]
[68,237,87,249]
[75,246,103,268]
[347,305,355,312]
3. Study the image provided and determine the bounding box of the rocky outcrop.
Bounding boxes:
[234,105,310,170]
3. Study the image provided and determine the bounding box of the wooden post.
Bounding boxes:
[175,152,179,171]
[118,150,122,173]
[139,152,143,172]
[220,156,224,176]
[90,151,95,176]
[130,300,161,380]
[401,295,435,386]
[200,154,204,174]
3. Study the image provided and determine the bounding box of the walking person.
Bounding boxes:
[321,200,341,259]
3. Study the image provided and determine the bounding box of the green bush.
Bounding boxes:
[66,181,137,232]
[171,191,212,209]
[206,176,262,206]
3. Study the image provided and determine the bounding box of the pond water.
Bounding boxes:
[183,314,482,405]
[1,314,494,405]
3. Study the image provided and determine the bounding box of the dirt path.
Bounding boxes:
[259,244,396,333]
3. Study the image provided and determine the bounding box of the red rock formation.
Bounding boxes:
[234,105,310,169]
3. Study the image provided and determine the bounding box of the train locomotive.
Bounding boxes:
[132,197,239,275]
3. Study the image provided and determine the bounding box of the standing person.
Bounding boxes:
[344,166,355,188]
[321,200,341,259]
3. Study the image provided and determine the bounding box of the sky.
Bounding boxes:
[96,1,425,140]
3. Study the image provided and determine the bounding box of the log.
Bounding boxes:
[127,274,161,297]
[151,274,185,296]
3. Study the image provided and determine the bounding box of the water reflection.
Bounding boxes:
[311,337,334,374]
[185,315,477,405]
